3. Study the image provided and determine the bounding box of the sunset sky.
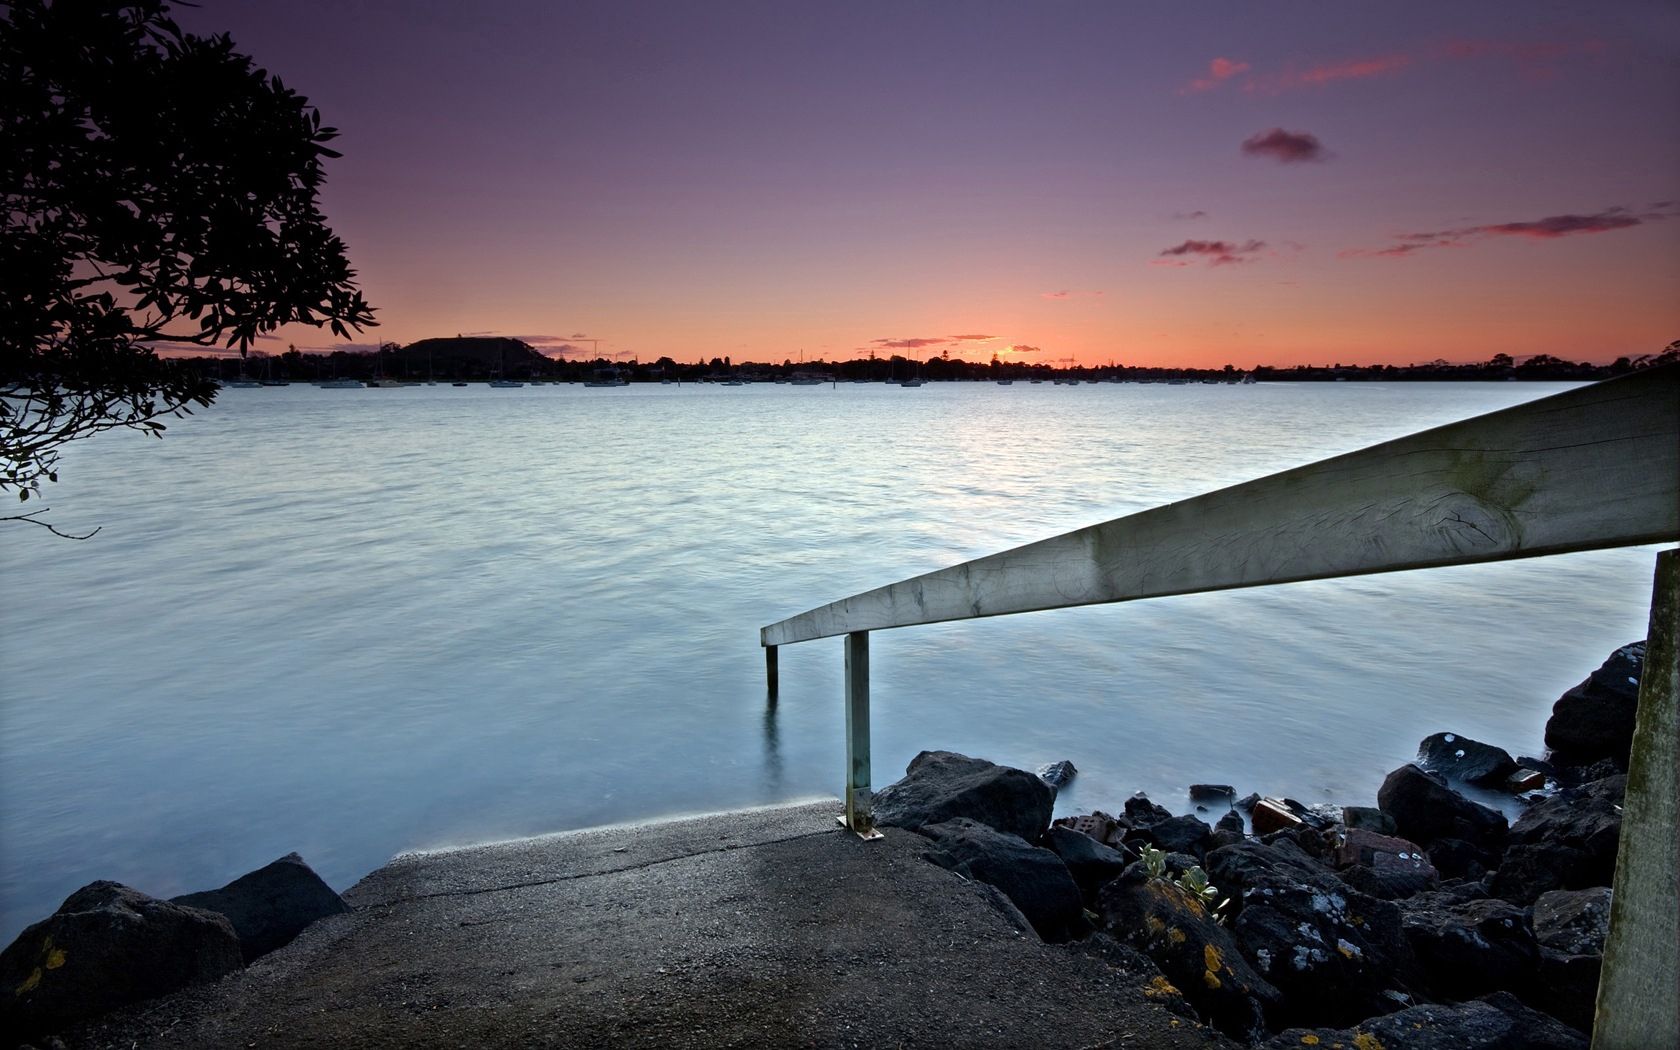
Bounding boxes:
[179,1,1679,368]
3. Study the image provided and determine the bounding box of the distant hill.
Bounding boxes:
[393,337,551,375]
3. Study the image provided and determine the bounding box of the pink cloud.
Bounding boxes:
[1345,206,1653,258]
[1158,239,1267,267]
[1040,290,1103,300]
[1240,128,1328,163]
[1183,56,1251,93]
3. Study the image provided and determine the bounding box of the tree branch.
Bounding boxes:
[0,510,101,540]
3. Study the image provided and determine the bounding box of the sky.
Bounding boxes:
[176,1,1680,369]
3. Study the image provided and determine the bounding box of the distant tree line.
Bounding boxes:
[188,340,1679,385]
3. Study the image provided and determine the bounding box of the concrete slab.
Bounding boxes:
[58,801,1236,1048]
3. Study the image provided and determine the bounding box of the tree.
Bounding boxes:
[1,0,376,536]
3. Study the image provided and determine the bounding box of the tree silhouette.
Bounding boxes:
[1,0,376,535]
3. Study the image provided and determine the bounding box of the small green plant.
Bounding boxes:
[1136,844,1231,923]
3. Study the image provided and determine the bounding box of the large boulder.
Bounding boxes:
[874,751,1054,841]
[172,852,349,963]
[1204,840,1413,1028]
[1506,775,1624,887]
[1096,866,1279,1041]
[1133,814,1213,860]
[1417,732,1519,786]
[1525,948,1601,1034]
[1042,824,1131,900]
[1532,887,1611,956]
[1333,826,1439,899]
[915,818,1082,941]
[1260,992,1587,1050]
[1377,763,1508,850]
[1544,641,1644,766]
[1489,843,1591,905]
[1400,893,1539,1001]
[0,882,243,1041]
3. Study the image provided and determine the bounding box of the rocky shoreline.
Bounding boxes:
[866,639,1645,1047]
[0,639,1646,1048]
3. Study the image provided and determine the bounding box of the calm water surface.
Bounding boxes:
[0,381,1657,939]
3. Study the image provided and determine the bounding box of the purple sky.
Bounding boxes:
[179,1,1680,367]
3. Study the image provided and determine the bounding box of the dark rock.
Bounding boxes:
[1096,869,1279,1040]
[1428,837,1496,881]
[1524,948,1600,1033]
[1377,763,1508,850]
[1489,843,1591,905]
[1418,731,1519,786]
[1338,862,1437,900]
[914,818,1082,941]
[1532,887,1612,956]
[1123,792,1173,828]
[1136,814,1212,860]
[1260,992,1588,1050]
[1188,783,1236,803]
[171,852,349,963]
[1066,933,1201,1022]
[1515,754,1564,782]
[1571,757,1623,781]
[1160,852,1203,881]
[1204,840,1412,1028]
[1260,824,1328,859]
[0,882,242,1041]
[874,750,1055,842]
[1506,768,1547,793]
[1249,798,1301,836]
[1544,640,1644,766]
[1043,824,1131,900]
[1234,792,1260,812]
[1331,828,1431,871]
[1402,895,1539,1000]
[1342,806,1398,835]
[1035,759,1077,790]
[1507,775,1624,888]
[1051,810,1127,850]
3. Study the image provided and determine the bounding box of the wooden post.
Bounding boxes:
[1593,549,1679,1049]
[765,644,778,704]
[842,631,882,839]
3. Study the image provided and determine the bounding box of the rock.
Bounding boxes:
[1417,731,1519,786]
[1506,775,1624,888]
[1489,843,1591,905]
[1525,948,1600,1033]
[1544,640,1644,766]
[1043,824,1131,900]
[171,853,349,963]
[1260,992,1588,1050]
[1096,868,1279,1040]
[1401,894,1539,1001]
[1035,759,1077,790]
[1260,824,1328,860]
[1332,829,1438,899]
[1377,763,1508,850]
[1338,863,1438,900]
[1070,932,1203,1022]
[874,751,1055,842]
[1204,840,1412,1028]
[1249,798,1301,836]
[1135,814,1212,860]
[1122,792,1173,828]
[1188,783,1236,803]
[1234,792,1260,812]
[1342,806,1398,835]
[0,882,242,1041]
[1051,810,1126,850]
[1506,768,1547,793]
[1569,757,1623,782]
[1532,887,1612,956]
[914,818,1083,941]
[1427,837,1496,881]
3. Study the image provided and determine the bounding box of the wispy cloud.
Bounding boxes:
[1241,128,1328,163]
[1002,344,1042,354]
[1344,205,1657,258]
[1040,290,1103,300]
[1171,210,1210,221]
[872,337,949,350]
[1183,38,1606,95]
[950,333,996,342]
[1182,57,1251,94]
[1157,239,1268,267]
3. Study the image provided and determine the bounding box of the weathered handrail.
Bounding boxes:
[764,367,1677,647]
[761,367,1677,1044]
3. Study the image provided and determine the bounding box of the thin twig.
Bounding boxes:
[0,510,101,540]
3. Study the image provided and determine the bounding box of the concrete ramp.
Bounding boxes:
[62,802,1233,1048]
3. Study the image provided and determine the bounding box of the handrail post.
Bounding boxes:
[765,644,778,704]
[842,630,882,840]
[1593,548,1678,1048]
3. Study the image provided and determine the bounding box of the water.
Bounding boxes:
[0,380,1656,939]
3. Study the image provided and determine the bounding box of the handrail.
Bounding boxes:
[759,366,1678,1044]
[762,366,1677,647]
